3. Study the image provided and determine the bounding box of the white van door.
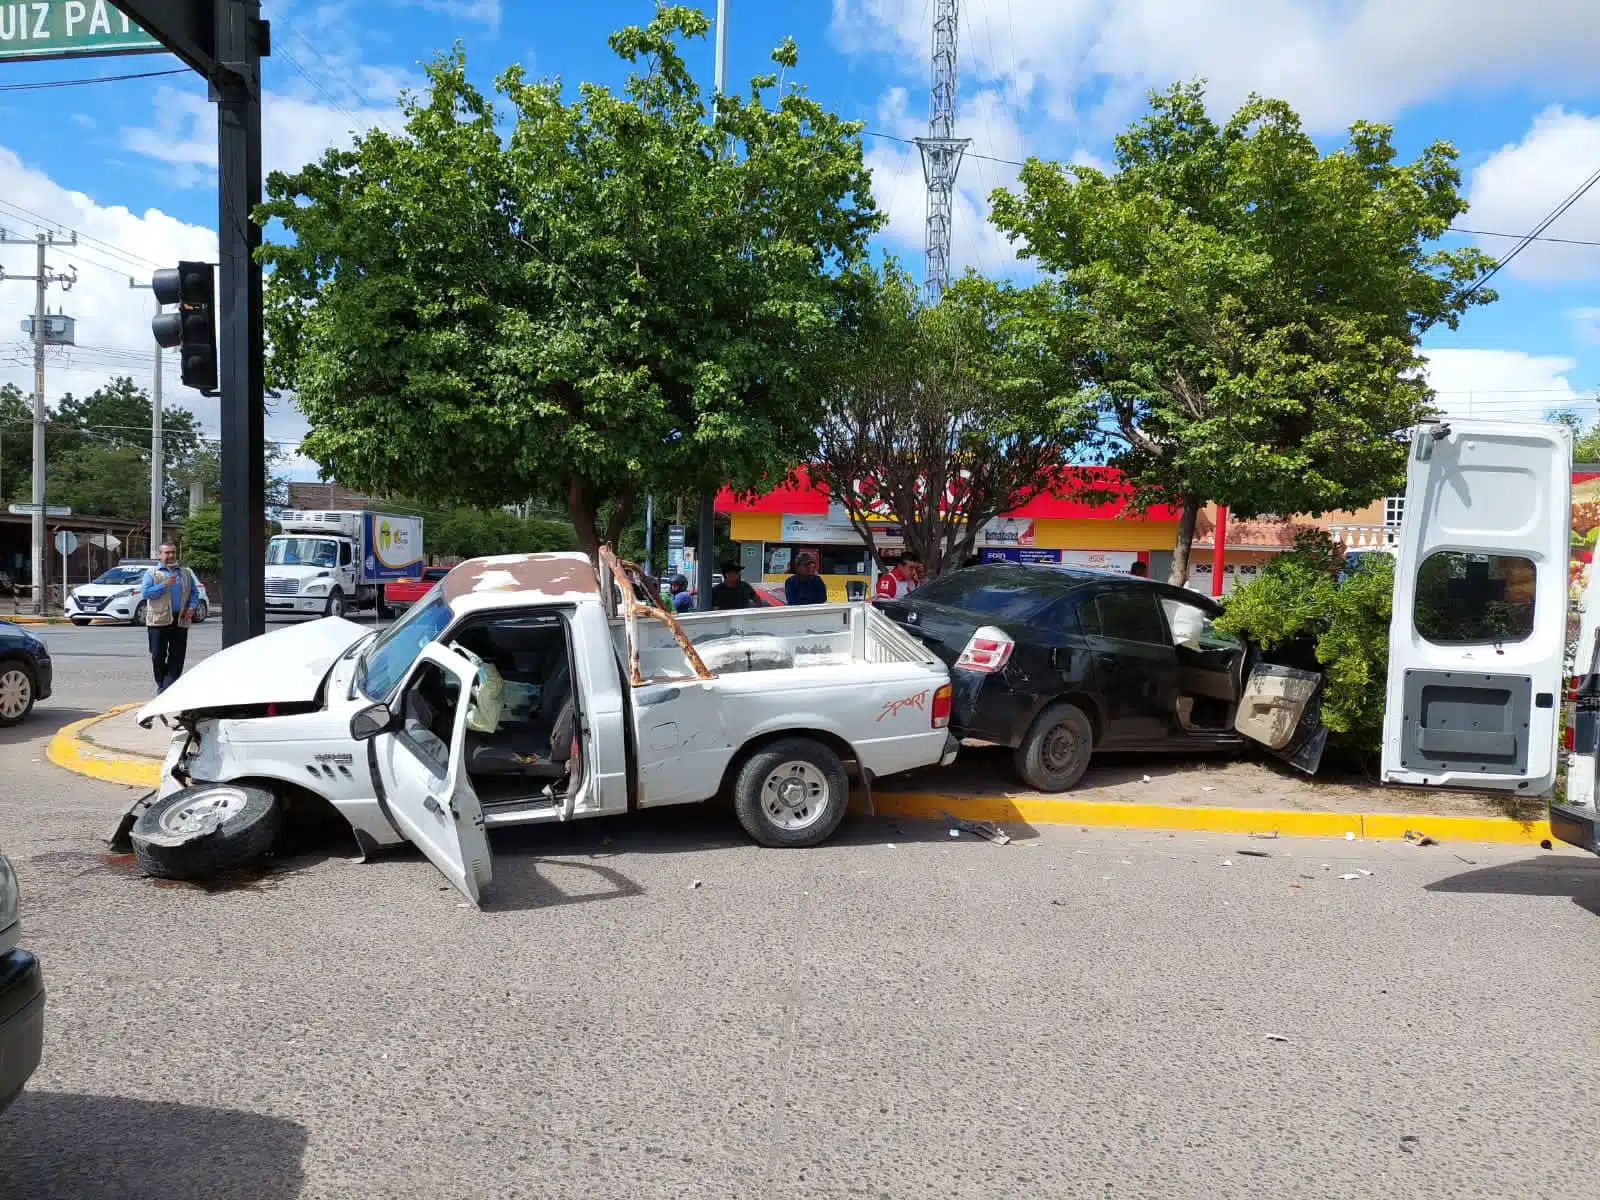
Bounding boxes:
[1382,420,1572,793]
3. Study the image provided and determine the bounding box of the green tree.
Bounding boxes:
[810,265,1092,576]
[259,8,879,557]
[48,377,203,519]
[180,501,223,577]
[45,442,150,518]
[990,82,1497,583]
[420,505,579,559]
[0,383,29,502]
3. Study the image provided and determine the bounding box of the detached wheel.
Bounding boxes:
[0,661,35,727]
[324,589,346,619]
[1014,701,1094,792]
[129,783,281,880]
[732,737,850,848]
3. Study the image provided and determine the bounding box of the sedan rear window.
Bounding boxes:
[909,568,1057,620]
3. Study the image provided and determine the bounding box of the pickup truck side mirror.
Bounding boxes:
[349,702,394,742]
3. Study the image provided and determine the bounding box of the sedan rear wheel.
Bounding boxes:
[1014,701,1094,792]
[0,662,35,727]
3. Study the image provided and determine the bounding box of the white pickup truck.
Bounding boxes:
[116,551,957,904]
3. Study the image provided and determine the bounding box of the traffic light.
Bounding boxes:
[151,262,218,392]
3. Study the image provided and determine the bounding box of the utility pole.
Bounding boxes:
[695,0,730,612]
[0,230,77,611]
[130,278,165,552]
[915,0,969,302]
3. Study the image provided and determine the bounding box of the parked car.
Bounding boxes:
[875,563,1324,791]
[0,622,51,727]
[0,847,44,1115]
[65,560,210,626]
[117,550,957,904]
[383,565,451,611]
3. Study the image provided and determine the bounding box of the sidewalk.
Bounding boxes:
[46,703,1556,845]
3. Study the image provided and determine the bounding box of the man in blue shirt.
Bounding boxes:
[784,553,829,605]
[140,543,201,693]
[669,573,695,613]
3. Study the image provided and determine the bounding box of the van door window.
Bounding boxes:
[1414,551,1536,644]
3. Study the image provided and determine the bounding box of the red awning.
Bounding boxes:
[717,467,1181,521]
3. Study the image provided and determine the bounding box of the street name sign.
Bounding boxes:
[8,503,71,516]
[0,1,162,62]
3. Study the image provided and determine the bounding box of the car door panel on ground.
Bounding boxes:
[1383,421,1571,794]
[372,644,494,905]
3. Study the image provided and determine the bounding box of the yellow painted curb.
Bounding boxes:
[46,704,162,789]
[860,791,1554,846]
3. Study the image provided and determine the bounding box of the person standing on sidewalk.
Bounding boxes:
[141,543,201,693]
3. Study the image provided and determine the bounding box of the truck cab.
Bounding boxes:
[266,509,422,619]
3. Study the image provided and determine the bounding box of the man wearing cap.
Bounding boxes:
[711,561,759,610]
[784,553,828,605]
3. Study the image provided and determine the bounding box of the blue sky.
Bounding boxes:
[4,0,1600,478]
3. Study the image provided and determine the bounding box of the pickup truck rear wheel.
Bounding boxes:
[1014,701,1094,792]
[129,783,282,880]
[733,738,850,848]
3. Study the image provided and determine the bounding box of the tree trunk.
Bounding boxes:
[566,477,602,561]
[603,485,638,550]
[1168,493,1203,586]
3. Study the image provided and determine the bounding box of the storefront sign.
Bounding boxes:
[980,518,1036,547]
[981,548,1140,572]
[982,548,1063,565]
[780,514,904,547]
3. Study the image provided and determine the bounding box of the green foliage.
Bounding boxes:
[0,383,27,501]
[420,506,578,560]
[259,9,879,555]
[49,377,203,519]
[1215,532,1394,749]
[811,264,1094,575]
[990,81,1497,582]
[181,502,223,577]
[44,443,150,518]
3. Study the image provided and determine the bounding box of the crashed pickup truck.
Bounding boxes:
[117,551,956,904]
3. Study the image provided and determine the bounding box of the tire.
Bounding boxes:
[732,737,850,848]
[129,783,282,880]
[193,601,208,624]
[1013,701,1094,792]
[132,600,147,626]
[324,589,346,619]
[0,660,36,727]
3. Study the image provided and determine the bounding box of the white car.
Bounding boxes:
[116,551,957,905]
[66,561,210,626]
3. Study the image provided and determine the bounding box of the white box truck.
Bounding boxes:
[265,510,423,619]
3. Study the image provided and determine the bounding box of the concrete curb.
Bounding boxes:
[45,704,1555,846]
[4,615,70,625]
[46,704,162,789]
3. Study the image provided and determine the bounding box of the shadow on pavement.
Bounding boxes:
[0,706,104,746]
[0,1090,307,1200]
[1425,855,1600,917]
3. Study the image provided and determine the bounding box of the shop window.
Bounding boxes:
[762,544,872,576]
[1414,551,1535,645]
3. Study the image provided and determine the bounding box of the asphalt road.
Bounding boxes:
[1,621,1598,1198]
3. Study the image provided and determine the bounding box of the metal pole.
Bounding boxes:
[31,234,46,611]
[644,493,655,576]
[1212,505,1228,598]
[151,297,164,550]
[697,0,729,612]
[216,0,267,645]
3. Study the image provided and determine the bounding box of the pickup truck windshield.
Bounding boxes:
[269,537,339,568]
[357,586,451,700]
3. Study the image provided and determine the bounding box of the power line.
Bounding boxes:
[1462,161,1600,297]
[0,68,188,93]
[1449,226,1600,249]
[0,199,162,271]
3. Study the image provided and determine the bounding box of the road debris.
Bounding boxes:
[1540,839,1554,850]
[939,811,1013,844]
[1250,831,1279,840]
[1400,1135,1420,1154]
[1201,786,1216,792]
[1344,831,1356,841]
[689,878,703,889]
[1141,774,1152,783]
[1453,853,1478,865]
[1264,1034,1290,1043]
[1339,873,1361,881]
[1403,829,1437,846]
[1221,858,1234,867]
[1357,868,1374,876]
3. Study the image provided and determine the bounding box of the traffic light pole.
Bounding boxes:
[215,0,266,644]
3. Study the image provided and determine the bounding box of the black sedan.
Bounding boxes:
[875,563,1323,791]
[0,621,51,728]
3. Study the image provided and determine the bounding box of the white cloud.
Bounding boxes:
[834,1,1600,134]
[0,145,317,477]
[1465,107,1600,283]
[1421,348,1592,423]
[393,0,500,33]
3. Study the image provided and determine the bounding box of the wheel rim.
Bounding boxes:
[760,760,830,831]
[160,786,250,836]
[134,602,146,625]
[1041,722,1080,774]
[0,668,31,719]
[330,595,343,616]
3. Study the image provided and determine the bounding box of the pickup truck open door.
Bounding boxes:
[1382,420,1572,795]
[363,643,493,904]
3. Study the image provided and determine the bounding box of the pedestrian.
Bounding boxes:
[1128,560,1149,578]
[711,561,758,610]
[668,573,695,613]
[784,553,829,605]
[141,542,201,693]
[875,552,924,600]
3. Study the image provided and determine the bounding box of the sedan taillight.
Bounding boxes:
[955,626,1014,674]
